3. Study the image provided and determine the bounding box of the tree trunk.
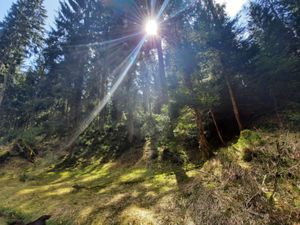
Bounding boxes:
[156,38,168,110]
[72,74,84,125]
[207,0,243,132]
[64,99,70,128]
[141,61,151,114]
[194,108,210,159]
[127,109,134,143]
[224,73,243,132]
[270,91,283,129]
[0,73,7,108]
[209,109,225,146]
[98,73,107,130]
[0,64,9,108]
[126,74,135,144]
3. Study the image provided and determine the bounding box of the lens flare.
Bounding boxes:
[145,19,158,36]
[59,0,174,150]
[63,37,146,150]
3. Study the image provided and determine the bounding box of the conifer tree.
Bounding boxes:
[0,0,46,106]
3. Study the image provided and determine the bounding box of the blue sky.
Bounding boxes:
[0,0,60,30]
[0,0,247,30]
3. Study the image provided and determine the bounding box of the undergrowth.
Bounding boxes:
[0,129,299,225]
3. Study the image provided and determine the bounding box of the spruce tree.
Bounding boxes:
[42,0,119,133]
[0,0,46,106]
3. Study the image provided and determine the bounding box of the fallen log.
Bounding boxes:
[11,139,38,163]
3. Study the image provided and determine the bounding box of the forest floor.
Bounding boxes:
[0,130,299,225]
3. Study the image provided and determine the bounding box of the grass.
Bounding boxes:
[0,154,201,225]
[0,129,299,225]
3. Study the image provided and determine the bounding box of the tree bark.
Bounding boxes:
[126,74,135,144]
[98,72,107,130]
[206,0,243,132]
[209,109,225,146]
[224,73,243,132]
[64,99,70,128]
[156,38,168,110]
[72,74,84,125]
[0,72,7,108]
[141,61,151,114]
[0,64,10,108]
[195,108,210,159]
[270,91,283,129]
[127,109,134,143]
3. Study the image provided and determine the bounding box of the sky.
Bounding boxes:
[216,0,247,17]
[0,0,60,29]
[0,0,247,30]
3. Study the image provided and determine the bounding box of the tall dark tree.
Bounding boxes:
[42,0,117,131]
[0,0,46,107]
[244,0,300,124]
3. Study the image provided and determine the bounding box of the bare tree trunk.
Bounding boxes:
[0,73,7,107]
[125,73,135,144]
[156,38,168,110]
[141,61,151,114]
[72,74,83,125]
[145,72,151,114]
[270,91,283,129]
[98,73,107,130]
[224,73,243,132]
[127,109,134,143]
[195,108,210,159]
[209,109,225,146]
[0,64,8,108]
[63,99,70,128]
[206,0,243,132]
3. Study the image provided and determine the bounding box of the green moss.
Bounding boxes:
[0,207,25,223]
[4,129,299,224]
[119,168,147,182]
[234,130,262,151]
[203,181,217,190]
[0,155,194,224]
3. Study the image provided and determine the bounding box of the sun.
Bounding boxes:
[145,19,158,36]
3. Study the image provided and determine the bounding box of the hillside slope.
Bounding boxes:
[0,130,299,225]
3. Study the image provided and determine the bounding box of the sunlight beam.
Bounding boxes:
[69,32,142,49]
[156,0,170,20]
[63,37,146,149]
[151,0,157,15]
[164,0,198,22]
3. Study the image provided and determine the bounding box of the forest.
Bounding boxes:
[0,0,299,224]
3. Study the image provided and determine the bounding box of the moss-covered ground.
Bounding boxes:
[0,130,299,225]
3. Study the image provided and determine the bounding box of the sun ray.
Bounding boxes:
[43,32,142,56]
[63,37,146,149]
[58,0,178,149]
[163,0,199,22]
[151,0,157,15]
[131,1,148,22]
[67,32,142,49]
[156,0,170,19]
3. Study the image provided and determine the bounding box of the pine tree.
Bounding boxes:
[0,0,46,107]
[243,0,300,124]
[42,0,126,135]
